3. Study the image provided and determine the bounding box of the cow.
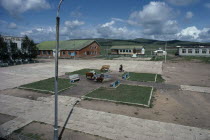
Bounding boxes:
[86,72,95,79]
[100,65,110,71]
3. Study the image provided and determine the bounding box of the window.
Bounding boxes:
[129,50,131,53]
[126,50,129,52]
[68,51,71,55]
[62,51,66,55]
[84,52,87,55]
[47,51,51,55]
[38,51,40,55]
[202,49,207,54]
[123,50,126,52]
[182,49,186,53]
[43,51,46,54]
[188,49,192,53]
[120,50,123,52]
[195,49,199,54]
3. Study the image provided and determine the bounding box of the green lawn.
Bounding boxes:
[65,68,105,75]
[84,84,153,106]
[127,72,164,82]
[19,78,74,93]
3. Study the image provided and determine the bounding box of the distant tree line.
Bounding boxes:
[0,35,38,64]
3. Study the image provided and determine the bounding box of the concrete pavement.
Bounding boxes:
[0,60,162,90]
[181,85,210,93]
[0,94,209,140]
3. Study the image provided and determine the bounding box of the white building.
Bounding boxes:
[111,46,145,55]
[2,36,23,49]
[178,46,210,56]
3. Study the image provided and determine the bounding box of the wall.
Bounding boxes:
[179,48,210,56]
[111,49,144,55]
[76,42,100,57]
[3,36,23,49]
[37,50,53,58]
[38,41,100,58]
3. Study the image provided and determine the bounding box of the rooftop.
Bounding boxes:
[178,46,210,49]
[37,40,98,50]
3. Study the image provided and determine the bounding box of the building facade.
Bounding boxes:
[178,46,210,56]
[111,46,145,55]
[2,36,23,49]
[37,40,100,58]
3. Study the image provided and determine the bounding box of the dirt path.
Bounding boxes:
[77,89,210,129]
[163,61,210,87]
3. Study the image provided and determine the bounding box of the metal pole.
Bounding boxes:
[54,1,63,140]
[165,41,167,63]
[54,16,60,140]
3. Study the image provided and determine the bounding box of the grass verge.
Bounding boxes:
[19,78,74,93]
[127,72,164,83]
[83,84,153,107]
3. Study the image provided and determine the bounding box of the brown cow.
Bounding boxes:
[100,65,110,71]
[86,72,95,79]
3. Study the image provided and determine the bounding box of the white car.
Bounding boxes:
[154,50,167,56]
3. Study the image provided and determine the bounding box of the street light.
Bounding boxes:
[165,41,167,63]
[54,0,63,140]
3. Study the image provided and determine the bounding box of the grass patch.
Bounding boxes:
[19,78,74,93]
[127,72,164,83]
[84,84,153,106]
[65,68,105,75]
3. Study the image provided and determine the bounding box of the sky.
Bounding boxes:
[0,0,210,43]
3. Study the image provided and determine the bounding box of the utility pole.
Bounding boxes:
[165,41,167,63]
[54,0,63,140]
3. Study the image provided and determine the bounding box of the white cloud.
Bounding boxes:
[21,27,55,42]
[177,26,200,39]
[97,21,139,39]
[128,2,179,36]
[101,20,115,27]
[64,20,85,28]
[177,26,210,41]
[165,0,198,6]
[129,2,172,25]
[61,20,85,36]
[0,0,50,16]
[7,22,17,29]
[204,3,210,8]
[185,11,193,19]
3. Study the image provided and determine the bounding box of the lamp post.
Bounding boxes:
[165,41,167,63]
[54,0,63,140]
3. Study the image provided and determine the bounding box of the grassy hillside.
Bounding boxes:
[96,38,210,48]
[95,38,210,56]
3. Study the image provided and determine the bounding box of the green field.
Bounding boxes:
[97,38,210,58]
[65,68,105,75]
[127,72,164,83]
[19,78,74,93]
[84,84,153,106]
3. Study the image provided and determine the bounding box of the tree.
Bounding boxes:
[21,35,38,60]
[133,47,137,54]
[10,41,19,61]
[0,35,9,62]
